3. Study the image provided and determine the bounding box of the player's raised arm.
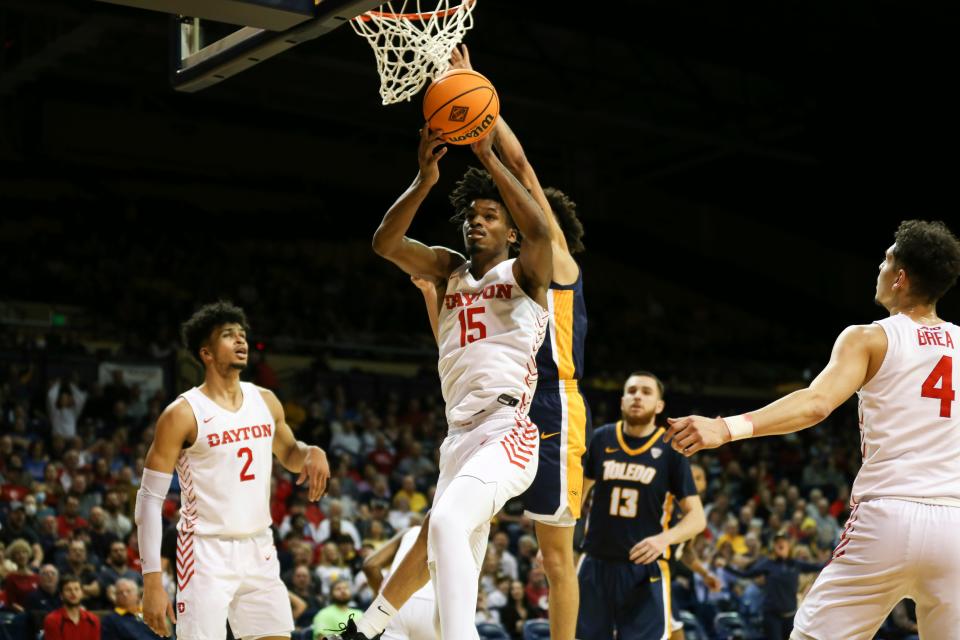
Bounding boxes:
[470,130,552,301]
[138,400,196,637]
[372,125,465,282]
[665,323,886,455]
[263,388,330,501]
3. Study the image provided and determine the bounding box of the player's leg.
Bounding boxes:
[574,555,616,640]
[910,503,960,638]
[228,532,294,640]
[429,418,539,639]
[613,560,670,640]
[353,516,431,639]
[534,521,579,640]
[791,500,911,640]
[525,386,587,640]
[175,533,236,640]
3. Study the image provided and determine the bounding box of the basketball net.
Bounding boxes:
[351,0,476,105]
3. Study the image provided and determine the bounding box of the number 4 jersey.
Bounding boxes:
[854,314,960,505]
[438,259,549,428]
[175,382,275,536]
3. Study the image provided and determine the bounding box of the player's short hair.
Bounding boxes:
[449,167,519,253]
[543,187,585,254]
[626,371,665,398]
[180,301,250,364]
[892,220,960,303]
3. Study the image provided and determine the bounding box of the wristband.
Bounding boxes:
[722,414,754,441]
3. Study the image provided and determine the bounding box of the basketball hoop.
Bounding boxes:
[351,0,476,105]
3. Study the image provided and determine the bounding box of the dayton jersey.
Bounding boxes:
[176,382,275,536]
[438,259,549,427]
[853,314,960,504]
[583,422,697,562]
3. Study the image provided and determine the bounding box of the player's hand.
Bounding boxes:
[297,446,330,501]
[410,275,436,294]
[142,579,176,637]
[703,571,722,592]
[663,416,731,456]
[418,125,447,185]
[449,44,473,70]
[629,533,669,565]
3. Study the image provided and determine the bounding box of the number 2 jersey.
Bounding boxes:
[582,421,696,562]
[438,258,549,428]
[176,382,275,536]
[853,313,960,505]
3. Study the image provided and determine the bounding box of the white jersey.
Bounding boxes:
[176,382,275,536]
[389,527,434,602]
[853,313,960,505]
[438,259,549,427]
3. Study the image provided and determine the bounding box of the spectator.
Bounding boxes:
[387,496,415,532]
[359,475,391,507]
[311,578,361,639]
[499,580,530,640]
[314,542,354,597]
[319,478,357,521]
[491,531,518,580]
[487,574,511,610]
[1,538,39,608]
[58,541,101,606]
[724,533,825,640]
[365,434,395,476]
[102,491,133,540]
[288,565,324,628]
[38,515,65,563]
[69,475,100,520]
[99,542,141,589]
[281,542,314,588]
[43,575,100,640]
[392,442,437,486]
[1,503,40,553]
[57,497,89,539]
[716,516,748,555]
[524,566,548,616]
[515,535,538,581]
[100,578,160,640]
[310,501,361,548]
[392,475,427,514]
[475,589,500,625]
[26,564,61,615]
[87,508,120,563]
[811,497,840,549]
[48,379,88,439]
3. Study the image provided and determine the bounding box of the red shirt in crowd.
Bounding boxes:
[44,607,101,640]
[2,572,40,607]
[57,515,89,539]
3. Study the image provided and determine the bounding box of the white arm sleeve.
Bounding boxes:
[135,468,173,575]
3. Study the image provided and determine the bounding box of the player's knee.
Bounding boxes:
[427,503,463,543]
[540,544,574,580]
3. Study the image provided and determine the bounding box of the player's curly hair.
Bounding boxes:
[449,167,519,254]
[892,220,960,303]
[181,301,250,363]
[543,187,585,254]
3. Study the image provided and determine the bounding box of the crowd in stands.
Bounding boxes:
[0,343,920,640]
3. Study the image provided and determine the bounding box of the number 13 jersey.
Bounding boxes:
[854,313,960,505]
[176,382,275,536]
[438,259,549,428]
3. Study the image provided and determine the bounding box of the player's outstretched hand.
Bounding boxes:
[663,416,731,456]
[629,534,669,565]
[449,44,473,70]
[418,125,447,186]
[298,446,330,501]
[142,580,176,637]
[410,275,435,294]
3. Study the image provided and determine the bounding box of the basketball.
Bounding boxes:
[423,69,499,145]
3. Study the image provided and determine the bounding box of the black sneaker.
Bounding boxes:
[323,617,375,640]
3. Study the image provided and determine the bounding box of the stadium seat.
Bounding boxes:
[291,629,312,640]
[677,609,707,640]
[713,611,747,640]
[477,622,511,640]
[522,618,550,639]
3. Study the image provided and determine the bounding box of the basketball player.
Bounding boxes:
[361,526,435,640]
[346,117,552,640]
[389,45,590,640]
[664,220,960,639]
[577,372,706,640]
[138,301,330,639]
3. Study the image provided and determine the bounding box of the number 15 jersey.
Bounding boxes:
[854,313,960,505]
[438,259,549,428]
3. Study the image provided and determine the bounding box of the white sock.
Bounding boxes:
[357,594,398,638]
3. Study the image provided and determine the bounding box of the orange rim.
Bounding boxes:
[354,0,474,22]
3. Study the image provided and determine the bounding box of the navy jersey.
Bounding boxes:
[534,272,588,389]
[583,421,697,562]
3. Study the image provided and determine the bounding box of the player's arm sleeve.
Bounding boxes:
[134,468,173,574]
[669,453,698,500]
